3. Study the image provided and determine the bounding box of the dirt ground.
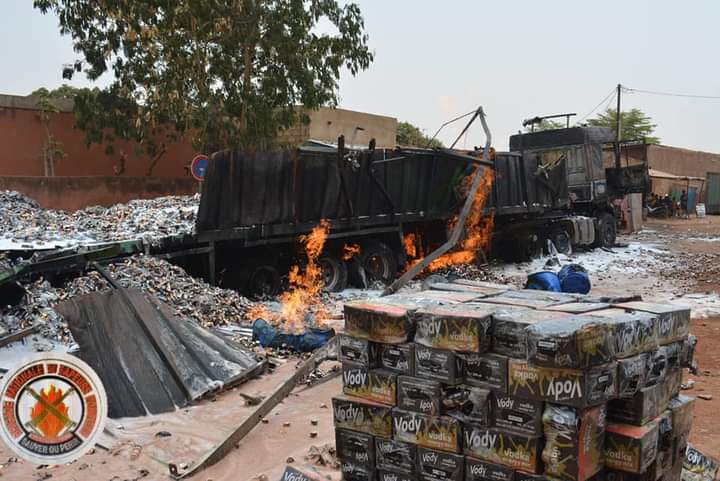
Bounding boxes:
[0,216,718,481]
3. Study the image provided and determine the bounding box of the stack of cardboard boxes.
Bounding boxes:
[332,283,697,481]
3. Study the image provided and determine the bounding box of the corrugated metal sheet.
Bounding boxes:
[57,288,262,418]
[707,172,720,214]
[195,148,475,233]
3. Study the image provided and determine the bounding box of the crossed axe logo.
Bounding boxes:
[24,386,78,437]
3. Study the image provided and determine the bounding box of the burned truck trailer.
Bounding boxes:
[194,145,486,294]
[194,125,645,294]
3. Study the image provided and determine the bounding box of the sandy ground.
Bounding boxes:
[0,216,719,481]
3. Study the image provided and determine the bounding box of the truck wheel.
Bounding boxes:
[247,265,281,298]
[358,241,398,285]
[319,256,348,292]
[550,229,572,254]
[594,213,617,248]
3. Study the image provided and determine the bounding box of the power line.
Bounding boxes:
[624,86,720,100]
[576,87,617,124]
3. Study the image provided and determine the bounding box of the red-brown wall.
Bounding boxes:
[0,107,199,177]
[0,176,199,211]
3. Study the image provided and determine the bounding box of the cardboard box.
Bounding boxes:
[491,308,560,358]
[525,315,615,369]
[462,353,509,392]
[614,302,690,345]
[617,354,650,398]
[482,289,581,309]
[514,474,552,481]
[343,363,398,406]
[655,412,674,480]
[542,302,611,314]
[339,334,376,367]
[588,309,659,358]
[609,369,682,426]
[464,458,516,481]
[491,394,544,436]
[417,448,464,481]
[542,404,606,481]
[279,466,322,481]
[414,304,493,353]
[507,359,616,407]
[606,468,656,481]
[415,345,464,385]
[397,376,442,415]
[376,343,415,375]
[442,385,492,426]
[378,470,416,481]
[606,421,659,474]
[344,301,412,344]
[668,395,695,436]
[333,396,393,437]
[680,335,697,369]
[341,460,377,481]
[375,437,417,474]
[463,424,542,473]
[683,444,720,481]
[391,409,461,453]
[336,428,375,468]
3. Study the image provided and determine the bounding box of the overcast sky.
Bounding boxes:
[2,1,719,152]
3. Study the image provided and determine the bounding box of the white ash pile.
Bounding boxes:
[0,190,199,246]
[2,255,255,343]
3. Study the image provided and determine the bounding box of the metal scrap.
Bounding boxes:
[1,255,254,343]
[0,190,198,247]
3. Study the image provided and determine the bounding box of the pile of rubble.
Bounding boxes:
[2,255,255,343]
[0,190,199,246]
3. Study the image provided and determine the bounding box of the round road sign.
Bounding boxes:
[191,154,210,181]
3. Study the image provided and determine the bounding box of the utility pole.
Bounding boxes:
[615,83,622,169]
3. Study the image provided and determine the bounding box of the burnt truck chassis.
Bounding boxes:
[190,125,646,295]
[0,126,647,298]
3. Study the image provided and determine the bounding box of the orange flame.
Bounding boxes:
[246,303,272,321]
[408,168,495,272]
[30,384,69,439]
[278,220,331,332]
[404,233,419,259]
[342,244,361,261]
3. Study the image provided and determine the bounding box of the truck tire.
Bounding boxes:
[550,229,572,254]
[319,255,348,292]
[358,241,398,285]
[594,213,617,248]
[247,265,281,298]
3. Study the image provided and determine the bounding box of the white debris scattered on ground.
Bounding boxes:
[494,242,671,282]
[670,293,720,319]
[0,190,199,249]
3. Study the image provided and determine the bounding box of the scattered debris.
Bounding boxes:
[305,444,338,468]
[240,393,265,406]
[2,255,255,341]
[682,379,696,390]
[698,394,713,401]
[0,190,198,248]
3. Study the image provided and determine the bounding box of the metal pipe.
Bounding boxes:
[382,106,492,296]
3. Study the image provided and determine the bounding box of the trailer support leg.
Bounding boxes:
[208,241,216,286]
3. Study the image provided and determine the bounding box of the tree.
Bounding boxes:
[30,85,84,176]
[587,108,660,144]
[33,1,374,154]
[524,118,564,132]
[396,121,444,148]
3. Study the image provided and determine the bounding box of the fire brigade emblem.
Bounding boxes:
[0,353,107,464]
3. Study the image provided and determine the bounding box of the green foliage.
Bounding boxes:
[396,121,444,148]
[525,119,564,132]
[587,108,660,144]
[33,0,374,154]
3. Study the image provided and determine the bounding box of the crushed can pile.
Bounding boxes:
[329,280,700,481]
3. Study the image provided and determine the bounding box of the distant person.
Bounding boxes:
[680,190,689,219]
